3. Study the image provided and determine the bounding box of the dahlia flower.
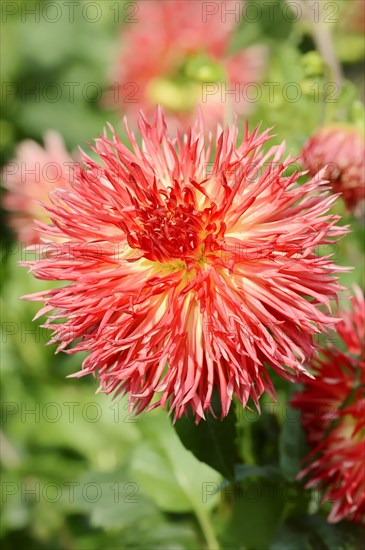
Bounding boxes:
[292,287,365,524]
[301,125,365,214]
[109,0,266,131]
[2,131,74,245]
[24,109,347,421]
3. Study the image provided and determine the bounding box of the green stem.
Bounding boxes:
[170,458,220,549]
[192,496,221,550]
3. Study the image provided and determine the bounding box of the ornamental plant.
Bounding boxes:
[23,109,347,421]
[2,1,365,547]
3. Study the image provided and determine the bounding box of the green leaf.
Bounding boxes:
[113,522,201,550]
[270,521,311,550]
[305,515,365,550]
[234,464,283,483]
[272,515,365,550]
[130,410,220,513]
[222,477,286,549]
[256,0,293,40]
[174,390,237,480]
[71,470,159,530]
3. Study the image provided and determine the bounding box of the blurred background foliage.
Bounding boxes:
[1,0,364,549]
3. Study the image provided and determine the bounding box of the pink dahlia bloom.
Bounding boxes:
[108,0,266,131]
[292,287,365,524]
[2,132,74,245]
[301,125,365,214]
[24,109,347,421]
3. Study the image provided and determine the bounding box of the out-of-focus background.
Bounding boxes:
[1,1,364,549]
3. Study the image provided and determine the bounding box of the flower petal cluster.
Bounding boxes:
[24,109,347,421]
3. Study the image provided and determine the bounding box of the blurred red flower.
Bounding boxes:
[292,287,365,524]
[25,109,347,421]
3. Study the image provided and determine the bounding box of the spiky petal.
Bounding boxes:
[24,109,347,421]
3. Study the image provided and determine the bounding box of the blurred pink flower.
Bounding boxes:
[108,0,266,131]
[2,132,74,245]
[25,109,347,421]
[301,125,365,214]
[292,287,365,524]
